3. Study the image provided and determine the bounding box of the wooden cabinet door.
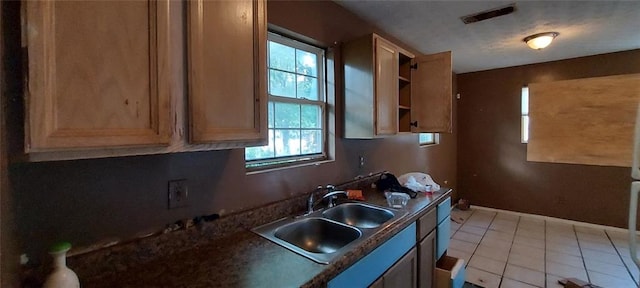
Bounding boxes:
[418,230,436,288]
[411,51,452,133]
[374,37,399,135]
[26,1,172,152]
[383,247,418,288]
[188,0,267,144]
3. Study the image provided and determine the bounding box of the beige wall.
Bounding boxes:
[2,0,457,273]
[457,49,640,228]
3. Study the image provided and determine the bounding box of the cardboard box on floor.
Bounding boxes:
[435,255,465,288]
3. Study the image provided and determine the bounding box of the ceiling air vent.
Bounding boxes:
[461,4,516,24]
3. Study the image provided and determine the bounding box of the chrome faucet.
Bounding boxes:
[306,184,347,214]
[323,190,347,208]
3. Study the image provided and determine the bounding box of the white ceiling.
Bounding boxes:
[334,1,640,73]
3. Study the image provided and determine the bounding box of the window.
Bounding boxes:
[419,133,439,145]
[521,86,529,143]
[245,33,326,169]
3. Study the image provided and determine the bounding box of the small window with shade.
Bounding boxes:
[419,133,439,146]
[521,86,529,143]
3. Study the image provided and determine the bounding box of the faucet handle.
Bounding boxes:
[326,184,336,192]
[311,185,323,199]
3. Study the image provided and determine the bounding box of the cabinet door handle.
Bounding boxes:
[410,121,418,127]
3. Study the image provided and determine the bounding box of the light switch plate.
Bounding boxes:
[168,179,189,209]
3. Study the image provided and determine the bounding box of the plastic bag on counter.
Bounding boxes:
[404,176,429,192]
[397,172,441,192]
[374,172,418,198]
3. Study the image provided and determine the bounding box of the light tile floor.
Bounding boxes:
[449,208,639,288]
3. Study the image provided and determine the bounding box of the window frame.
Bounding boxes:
[419,133,439,146]
[245,32,328,170]
[521,86,529,143]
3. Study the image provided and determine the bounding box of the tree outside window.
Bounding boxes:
[246,33,326,168]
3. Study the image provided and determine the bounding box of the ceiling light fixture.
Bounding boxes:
[523,32,559,50]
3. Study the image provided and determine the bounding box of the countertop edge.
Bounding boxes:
[300,188,452,287]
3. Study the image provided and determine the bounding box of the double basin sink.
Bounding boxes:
[253,202,407,264]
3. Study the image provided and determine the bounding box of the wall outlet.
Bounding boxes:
[168,179,189,209]
[359,156,365,168]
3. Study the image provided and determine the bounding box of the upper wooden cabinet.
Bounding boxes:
[187,0,267,144]
[343,34,452,138]
[374,37,400,136]
[22,0,268,161]
[343,34,398,138]
[25,1,172,152]
[410,51,452,133]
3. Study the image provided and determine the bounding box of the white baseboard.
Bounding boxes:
[470,205,633,235]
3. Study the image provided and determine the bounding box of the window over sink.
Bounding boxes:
[245,32,328,170]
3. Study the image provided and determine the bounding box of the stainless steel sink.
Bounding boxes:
[274,218,361,253]
[322,203,395,229]
[253,202,408,264]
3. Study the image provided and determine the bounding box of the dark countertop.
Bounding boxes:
[82,188,451,288]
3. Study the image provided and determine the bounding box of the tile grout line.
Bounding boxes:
[574,225,591,284]
[497,213,521,288]
[458,210,554,287]
[484,213,499,279]
[454,208,477,268]
[502,215,548,288]
[462,208,485,268]
[467,210,640,288]
[544,219,547,288]
[457,209,499,287]
[473,211,499,287]
[471,205,638,235]
[464,210,486,287]
[604,230,638,285]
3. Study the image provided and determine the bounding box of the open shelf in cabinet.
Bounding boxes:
[398,51,413,133]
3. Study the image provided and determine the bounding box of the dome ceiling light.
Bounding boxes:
[523,32,559,50]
